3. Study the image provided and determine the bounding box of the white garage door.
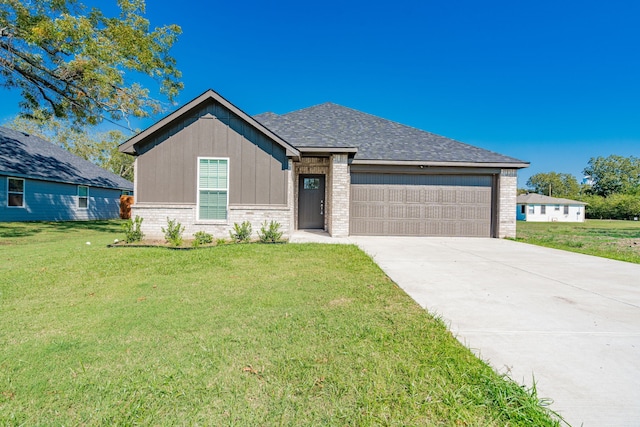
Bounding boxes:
[350,174,494,237]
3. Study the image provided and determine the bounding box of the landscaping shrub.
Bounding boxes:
[162,217,185,246]
[258,220,283,243]
[192,231,213,247]
[229,221,252,243]
[123,215,144,243]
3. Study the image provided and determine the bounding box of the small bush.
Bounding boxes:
[192,231,213,247]
[123,215,144,243]
[258,220,283,243]
[162,217,185,247]
[229,221,252,243]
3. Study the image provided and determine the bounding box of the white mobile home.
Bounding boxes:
[517,193,586,222]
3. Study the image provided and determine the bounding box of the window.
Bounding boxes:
[7,178,24,207]
[198,158,228,220]
[555,205,560,211]
[528,205,535,214]
[541,205,546,214]
[78,186,89,209]
[520,205,525,214]
[304,178,320,190]
[564,205,569,215]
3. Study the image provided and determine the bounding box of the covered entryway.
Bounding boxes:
[298,174,325,229]
[350,173,495,237]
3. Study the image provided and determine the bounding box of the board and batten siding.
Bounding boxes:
[135,101,289,206]
[0,176,122,221]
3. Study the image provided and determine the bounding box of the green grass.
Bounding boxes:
[516,219,640,264]
[0,221,562,426]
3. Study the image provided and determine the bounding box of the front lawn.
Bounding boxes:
[516,219,640,264]
[0,221,561,425]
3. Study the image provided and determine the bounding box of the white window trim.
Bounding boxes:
[78,185,89,209]
[7,177,25,208]
[196,157,229,222]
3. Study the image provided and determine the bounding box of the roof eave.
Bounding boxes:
[350,159,530,169]
[0,171,133,191]
[119,89,301,159]
[299,147,358,155]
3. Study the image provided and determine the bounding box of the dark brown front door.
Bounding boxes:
[298,175,325,229]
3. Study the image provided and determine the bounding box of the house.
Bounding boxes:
[516,193,587,222]
[1,126,133,221]
[119,89,528,239]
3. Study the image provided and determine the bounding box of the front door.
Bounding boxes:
[298,174,325,229]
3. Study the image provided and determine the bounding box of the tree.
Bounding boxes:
[583,155,640,197]
[0,0,182,128]
[525,172,581,199]
[583,194,640,220]
[8,114,134,181]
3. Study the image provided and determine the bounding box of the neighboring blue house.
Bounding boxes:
[1,126,133,222]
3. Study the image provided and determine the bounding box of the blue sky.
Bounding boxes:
[2,0,639,187]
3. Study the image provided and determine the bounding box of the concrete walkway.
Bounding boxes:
[290,232,640,427]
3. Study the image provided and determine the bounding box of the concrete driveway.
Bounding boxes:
[349,237,640,427]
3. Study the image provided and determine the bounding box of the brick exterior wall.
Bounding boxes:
[131,204,292,241]
[498,169,518,238]
[328,154,350,237]
[131,163,295,241]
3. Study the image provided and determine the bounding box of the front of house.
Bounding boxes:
[517,193,586,222]
[120,90,528,239]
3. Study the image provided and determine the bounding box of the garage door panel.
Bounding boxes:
[350,174,493,237]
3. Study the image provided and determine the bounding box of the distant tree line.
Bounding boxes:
[522,155,640,220]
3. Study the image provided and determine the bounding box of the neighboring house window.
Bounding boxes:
[555,205,560,211]
[78,186,89,209]
[520,205,525,214]
[541,205,546,214]
[198,158,229,220]
[564,205,569,215]
[528,205,535,214]
[7,178,24,207]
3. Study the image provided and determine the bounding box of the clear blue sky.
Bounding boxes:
[2,0,639,187]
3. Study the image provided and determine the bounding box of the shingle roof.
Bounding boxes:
[0,126,133,190]
[254,103,527,165]
[517,193,587,205]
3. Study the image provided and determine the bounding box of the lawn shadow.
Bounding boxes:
[0,220,124,239]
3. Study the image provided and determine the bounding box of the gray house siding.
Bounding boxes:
[135,101,288,206]
[1,176,122,221]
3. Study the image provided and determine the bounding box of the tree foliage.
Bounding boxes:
[0,0,182,128]
[583,155,640,197]
[8,113,134,181]
[583,194,640,220]
[525,172,581,198]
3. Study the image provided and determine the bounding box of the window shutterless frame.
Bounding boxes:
[197,157,229,221]
[7,177,25,208]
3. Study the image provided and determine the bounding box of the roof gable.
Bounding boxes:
[0,127,133,190]
[256,103,528,167]
[120,89,300,159]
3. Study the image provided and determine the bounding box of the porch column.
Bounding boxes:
[330,154,350,237]
[498,168,517,238]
